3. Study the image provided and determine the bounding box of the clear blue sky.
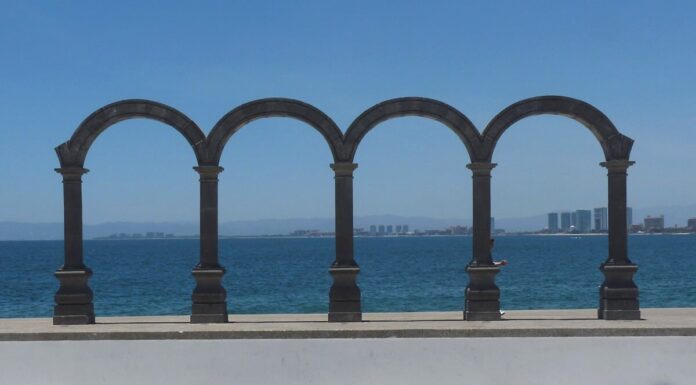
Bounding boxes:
[1,1,695,224]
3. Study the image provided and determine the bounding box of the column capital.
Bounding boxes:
[600,159,635,172]
[55,167,89,182]
[193,165,224,175]
[55,167,89,176]
[331,162,358,177]
[466,162,497,175]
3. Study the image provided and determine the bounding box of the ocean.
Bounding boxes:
[1,235,694,318]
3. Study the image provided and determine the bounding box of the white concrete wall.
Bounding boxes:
[1,337,694,385]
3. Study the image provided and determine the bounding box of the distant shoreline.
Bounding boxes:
[1,232,693,242]
[91,232,692,240]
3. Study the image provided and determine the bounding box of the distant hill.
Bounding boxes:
[0,214,541,240]
[1,204,694,240]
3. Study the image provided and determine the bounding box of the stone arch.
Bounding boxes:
[206,98,346,322]
[471,95,640,321]
[206,98,344,164]
[481,96,634,162]
[52,100,208,325]
[55,100,207,167]
[343,97,483,162]
[342,97,482,320]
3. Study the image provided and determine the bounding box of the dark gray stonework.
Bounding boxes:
[191,166,227,323]
[53,167,94,325]
[54,95,639,324]
[329,163,361,322]
[481,96,639,320]
[598,160,640,320]
[53,101,208,325]
[480,96,634,162]
[465,163,500,320]
[55,100,207,168]
[342,97,482,161]
[207,98,345,164]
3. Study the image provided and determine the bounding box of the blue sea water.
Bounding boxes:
[0,235,695,318]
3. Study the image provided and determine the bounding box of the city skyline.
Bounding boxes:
[1,2,696,225]
[546,206,696,233]
[87,210,696,239]
[549,207,629,233]
[2,206,696,240]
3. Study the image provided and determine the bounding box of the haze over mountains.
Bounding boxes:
[2,204,695,240]
[0,215,514,241]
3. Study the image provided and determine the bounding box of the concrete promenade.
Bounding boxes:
[2,308,695,385]
[2,308,695,340]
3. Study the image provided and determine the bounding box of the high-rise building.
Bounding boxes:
[386,225,393,234]
[491,217,495,232]
[378,225,385,235]
[575,210,592,233]
[369,225,377,235]
[449,225,468,235]
[627,207,633,229]
[396,225,402,234]
[570,212,577,228]
[547,213,559,232]
[594,207,608,231]
[644,215,664,232]
[403,225,409,234]
[560,212,571,232]
[688,218,696,230]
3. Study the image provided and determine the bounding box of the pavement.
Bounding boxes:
[1,308,696,341]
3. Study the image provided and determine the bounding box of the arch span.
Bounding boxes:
[206,99,345,164]
[55,100,207,167]
[343,97,483,162]
[481,96,634,162]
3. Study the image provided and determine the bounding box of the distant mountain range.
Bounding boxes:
[1,204,695,240]
[0,215,529,240]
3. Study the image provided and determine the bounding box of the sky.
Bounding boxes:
[1,0,695,224]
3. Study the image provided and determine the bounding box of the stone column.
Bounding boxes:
[191,166,228,323]
[328,162,362,322]
[598,160,640,320]
[53,167,95,325]
[464,162,501,321]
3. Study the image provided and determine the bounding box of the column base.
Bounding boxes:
[464,311,501,321]
[328,300,362,322]
[465,265,501,321]
[53,268,94,325]
[328,265,361,322]
[602,308,641,320]
[598,263,641,320]
[329,312,362,322]
[191,303,228,323]
[464,300,501,321]
[597,282,606,319]
[53,304,95,325]
[191,267,228,324]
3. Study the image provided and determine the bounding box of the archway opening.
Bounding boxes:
[81,119,199,317]
[352,116,473,313]
[218,117,335,315]
[490,115,610,311]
